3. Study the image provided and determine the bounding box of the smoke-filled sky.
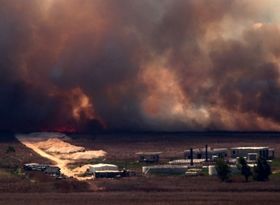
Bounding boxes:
[1,0,280,132]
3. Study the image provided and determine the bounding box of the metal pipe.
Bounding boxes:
[205,144,208,162]
[190,148,193,166]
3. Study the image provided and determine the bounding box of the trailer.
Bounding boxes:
[230,147,269,160]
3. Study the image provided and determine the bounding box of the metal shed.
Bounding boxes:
[136,152,162,163]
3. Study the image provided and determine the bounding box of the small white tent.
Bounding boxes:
[88,163,118,173]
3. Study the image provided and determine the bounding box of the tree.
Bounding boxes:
[253,157,271,181]
[215,158,231,182]
[238,157,252,182]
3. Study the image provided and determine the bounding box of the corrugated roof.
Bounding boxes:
[136,152,162,155]
[230,146,268,150]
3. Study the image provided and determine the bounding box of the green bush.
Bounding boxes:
[215,159,231,182]
[238,157,252,182]
[253,157,271,181]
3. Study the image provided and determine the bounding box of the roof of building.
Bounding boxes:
[24,163,49,168]
[136,152,162,155]
[143,165,188,169]
[184,149,202,152]
[169,159,205,164]
[89,163,118,169]
[230,146,269,150]
[184,147,227,153]
[24,163,40,166]
[212,148,228,151]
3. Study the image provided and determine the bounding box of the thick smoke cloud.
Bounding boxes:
[0,0,280,132]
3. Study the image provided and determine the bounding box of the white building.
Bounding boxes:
[184,147,228,160]
[88,163,118,174]
[230,147,270,160]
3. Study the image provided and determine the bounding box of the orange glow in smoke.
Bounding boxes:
[71,88,95,121]
[70,87,107,129]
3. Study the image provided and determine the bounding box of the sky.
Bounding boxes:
[0,0,280,132]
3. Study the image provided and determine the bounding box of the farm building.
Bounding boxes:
[87,163,119,174]
[142,165,188,175]
[94,170,131,178]
[23,163,49,171]
[230,147,271,160]
[184,146,274,161]
[184,147,228,161]
[136,152,162,163]
[94,170,123,178]
[44,166,60,176]
[210,148,228,159]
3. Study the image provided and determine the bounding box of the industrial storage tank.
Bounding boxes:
[208,165,217,176]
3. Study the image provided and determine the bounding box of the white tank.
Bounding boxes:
[208,165,217,176]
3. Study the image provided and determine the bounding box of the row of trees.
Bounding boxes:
[215,157,271,182]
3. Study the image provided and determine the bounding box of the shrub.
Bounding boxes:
[215,159,231,182]
[6,146,16,154]
[253,157,271,181]
[238,157,252,182]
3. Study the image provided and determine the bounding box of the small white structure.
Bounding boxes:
[185,168,203,176]
[142,165,188,175]
[88,163,118,174]
[208,165,240,176]
[208,165,217,176]
[230,147,269,160]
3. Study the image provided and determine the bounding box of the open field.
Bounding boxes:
[1,192,280,205]
[70,132,280,161]
[1,132,280,204]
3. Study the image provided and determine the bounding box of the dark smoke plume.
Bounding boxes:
[0,0,280,132]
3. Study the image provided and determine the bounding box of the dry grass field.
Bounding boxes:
[70,132,280,161]
[1,191,280,205]
[1,132,280,205]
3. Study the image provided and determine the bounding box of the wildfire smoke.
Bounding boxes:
[1,0,280,131]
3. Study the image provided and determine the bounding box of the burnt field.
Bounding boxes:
[1,132,280,205]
